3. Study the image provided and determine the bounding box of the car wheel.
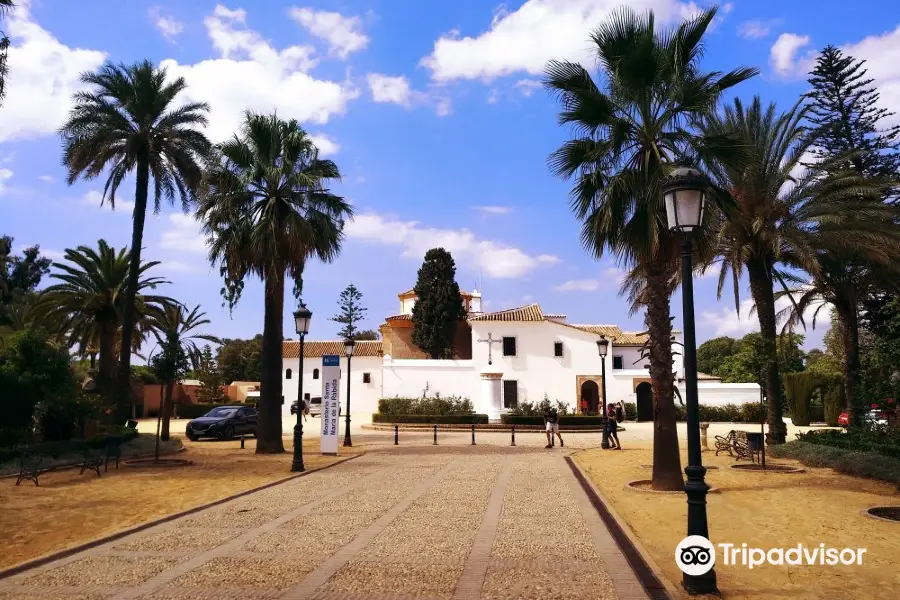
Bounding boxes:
[187,434,199,442]
[220,425,235,440]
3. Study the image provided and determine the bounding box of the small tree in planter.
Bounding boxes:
[149,332,189,460]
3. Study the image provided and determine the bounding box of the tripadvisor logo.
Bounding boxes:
[676,537,867,572]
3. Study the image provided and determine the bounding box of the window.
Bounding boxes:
[502,380,518,408]
[313,368,319,379]
[553,342,563,357]
[363,372,371,383]
[304,393,310,401]
[285,368,292,379]
[502,336,517,357]
[613,356,624,370]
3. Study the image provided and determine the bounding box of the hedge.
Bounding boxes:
[372,413,489,424]
[673,403,767,423]
[177,403,228,419]
[794,428,900,459]
[378,396,474,416]
[500,415,606,427]
[769,441,900,484]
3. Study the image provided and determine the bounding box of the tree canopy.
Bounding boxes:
[330,283,367,340]
[411,248,466,359]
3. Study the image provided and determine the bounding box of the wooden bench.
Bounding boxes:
[15,442,111,486]
[714,430,759,462]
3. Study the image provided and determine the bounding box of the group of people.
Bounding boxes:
[543,399,626,450]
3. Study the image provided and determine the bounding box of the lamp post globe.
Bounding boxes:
[664,166,717,595]
[343,338,355,447]
[597,337,611,449]
[291,304,312,473]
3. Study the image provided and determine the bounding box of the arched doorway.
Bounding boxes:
[580,380,600,415]
[636,382,653,422]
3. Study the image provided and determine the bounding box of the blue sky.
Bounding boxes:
[3,0,900,351]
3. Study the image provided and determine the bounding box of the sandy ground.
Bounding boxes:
[0,436,363,571]
[574,442,900,600]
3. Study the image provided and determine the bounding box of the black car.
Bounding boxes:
[186,405,258,441]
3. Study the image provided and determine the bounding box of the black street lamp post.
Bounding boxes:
[597,337,611,449]
[343,338,355,447]
[663,166,718,595]
[291,305,312,472]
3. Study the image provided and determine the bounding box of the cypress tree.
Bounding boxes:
[806,45,900,199]
[410,248,467,358]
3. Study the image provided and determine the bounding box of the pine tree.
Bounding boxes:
[410,248,466,358]
[806,45,900,199]
[195,345,226,403]
[330,283,367,340]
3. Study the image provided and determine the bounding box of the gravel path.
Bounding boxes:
[0,432,650,600]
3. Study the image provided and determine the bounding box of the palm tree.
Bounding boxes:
[149,303,220,440]
[700,96,897,441]
[60,60,211,418]
[543,7,756,489]
[0,0,15,104]
[197,112,352,454]
[34,240,173,413]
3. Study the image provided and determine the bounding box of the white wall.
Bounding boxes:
[281,356,383,416]
[381,359,477,401]
[688,382,762,407]
[469,321,618,412]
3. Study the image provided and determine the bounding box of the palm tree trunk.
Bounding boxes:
[257,270,285,453]
[645,265,684,491]
[113,153,150,420]
[747,259,787,444]
[160,380,174,440]
[97,319,117,406]
[836,304,861,418]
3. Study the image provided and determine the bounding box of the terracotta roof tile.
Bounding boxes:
[282,340,383,358]
[468,304,545,322]
[385,314,412,321]
[697,372,722,381]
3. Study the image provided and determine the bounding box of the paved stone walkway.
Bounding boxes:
[0,433,649,600]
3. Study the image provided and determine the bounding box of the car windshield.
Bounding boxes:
[204,407,238,418]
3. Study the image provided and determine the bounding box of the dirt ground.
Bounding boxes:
[575,442,900,600]
[0,437,362,571]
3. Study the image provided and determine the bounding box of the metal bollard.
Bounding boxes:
[394,424,399,445]
[240,435,245,449]
[471,424,476,445]
[433,424,437,445]
[511,426,516,447]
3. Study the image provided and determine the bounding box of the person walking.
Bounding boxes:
[580,396,590,415]
[544,405,564,448]
[607,402,621,450]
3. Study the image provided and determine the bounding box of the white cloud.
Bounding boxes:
[163,260,201,273]
[514,78,542,97]
[149,6,185,42]
[737,18,782,40]
[309,133,340,157]
[160,213,207,254]
[160,4,358,142]
[770,32,814,77]
[473,205,512,215]
[365,72,451,116]
[842,25,900,126]
[82,190,134,212]
[0,169,12,194]
[0,4,106,141]
[288,7,368,59]
[700,291,822,338]
[487,88,500,104]
[420,0,694,83]
[38,175,53,183]
[366,73,411,106]
[345,213,559,279]
[554,279,600,292]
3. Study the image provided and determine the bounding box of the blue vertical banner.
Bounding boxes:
[320,355,340,455]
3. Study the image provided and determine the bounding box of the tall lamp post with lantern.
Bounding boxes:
[291,305,312,473]
[597,337,611,449]
[663,166,717,595]
[343,338,355,447]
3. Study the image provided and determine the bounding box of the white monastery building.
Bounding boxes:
[281,287,760,421]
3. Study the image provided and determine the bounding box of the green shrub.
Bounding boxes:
[674,403,767,423]
[823,388,842,426]
[738,402,766,423]
[371,414,489,424]
[505,395,570,416]
[377,395,473,416]
[500,415,605,427]
[769,441,900,484]
[794,428,900,459]
[624,402,637,420]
